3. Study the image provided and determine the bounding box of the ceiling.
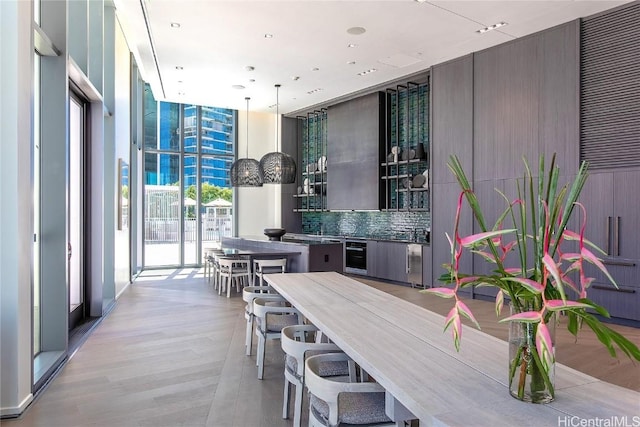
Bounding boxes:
[113,0,629,115]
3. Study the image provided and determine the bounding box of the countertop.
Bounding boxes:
[226,235,342,246]
[287,233,430,245]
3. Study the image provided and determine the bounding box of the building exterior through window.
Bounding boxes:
[143,84,235,267]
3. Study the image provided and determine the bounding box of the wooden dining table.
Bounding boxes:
[264,271,640,426]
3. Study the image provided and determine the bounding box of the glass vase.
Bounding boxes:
[508,306,556,403]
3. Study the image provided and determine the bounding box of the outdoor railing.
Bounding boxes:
[144,218,232,242]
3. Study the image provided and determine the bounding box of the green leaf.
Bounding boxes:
[567,312,579,337]
[578,297,610,318]
[460,230,515,247]
[581,313,640,361]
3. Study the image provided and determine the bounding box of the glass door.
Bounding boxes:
[68,94,86,328]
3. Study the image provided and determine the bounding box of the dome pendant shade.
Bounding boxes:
[230,158,263,187]
[260,152,297,184]
[259,83,297,185]
[231,96,263,187]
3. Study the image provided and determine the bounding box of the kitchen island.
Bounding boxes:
[221,235,343,273]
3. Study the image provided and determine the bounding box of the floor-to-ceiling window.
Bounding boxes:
[143,85,235,268]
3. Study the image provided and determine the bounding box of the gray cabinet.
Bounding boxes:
[421,244,432,288]
[370,241,407,283]
[579,170,640,321]
[580,171,640,261]
[474,21,579,181]
[366,240,378,278]
[327,92,384,211]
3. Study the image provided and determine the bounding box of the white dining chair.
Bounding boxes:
[281,324,348,427]
[305,353,395,427]
[204,248,224,285]
[217,257,251,297]
[242,285,281,356]
[252,257,287,286]
[253,297,302,380]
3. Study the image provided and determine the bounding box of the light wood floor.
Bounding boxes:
[5,269,639,427]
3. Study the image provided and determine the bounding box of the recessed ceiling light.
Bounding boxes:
[477,22,508,34]
[311,67,319,72]
[175,66,183,70]
[248,79,255,83]
[307,88,323,95]
[347,43,357,48]
[291,76,300,81]
[346,26,366,35]
[264,33,273,38]
[347,61,356,65]
[357,68,377,76]
[177,80,183,84]
[170,22,181,28]
[178,92,185,96]
[245,65,255,71]
[232,84,245,90]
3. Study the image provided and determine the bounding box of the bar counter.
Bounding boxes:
[221,235,343,273]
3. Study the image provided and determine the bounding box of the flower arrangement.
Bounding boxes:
[424,154,640,402]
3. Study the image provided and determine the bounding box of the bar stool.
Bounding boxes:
[253,258,287,286]
[217,257,251,297]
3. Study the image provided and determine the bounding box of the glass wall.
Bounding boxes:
[143,85,235,268]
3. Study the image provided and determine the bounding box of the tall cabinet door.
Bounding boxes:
[613,170,640,261]
[326,92,384,211]
[430,55,474,293]
[578,172,614,257]
[473,36,540,181]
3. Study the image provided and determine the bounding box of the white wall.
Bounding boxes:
[236,110,282,237]
[0,0,35,416]
[114,17,131,294]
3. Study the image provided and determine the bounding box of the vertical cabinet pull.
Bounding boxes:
[614,216,620,257]
[406,247,410,274]
[605,217,611,256]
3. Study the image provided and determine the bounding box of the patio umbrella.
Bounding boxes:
[205,198,232,207]
[171,197,198,206]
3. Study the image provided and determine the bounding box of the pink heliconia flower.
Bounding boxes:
[460,230,513,247]
[501,311,542,323]
[542,253,565,299]
[536,321,555,372]
[456,300,480,329]
[444,306,462,351]
[544,300,592,311]
[424,287,456,298]
[503,277,544,294]
[495,290,504,317]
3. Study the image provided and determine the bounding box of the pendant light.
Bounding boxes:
[231,97,263,187]
[259,84,297,184]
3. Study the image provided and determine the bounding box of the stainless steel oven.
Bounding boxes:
[344,240,367,275]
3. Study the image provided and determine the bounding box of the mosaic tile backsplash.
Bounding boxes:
[302,211,431,243]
